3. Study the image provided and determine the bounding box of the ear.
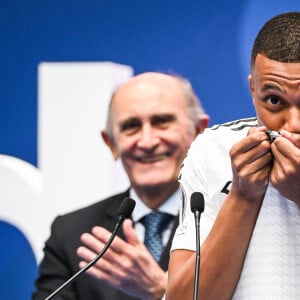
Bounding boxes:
[248,74,256,107]
[195,114,210,135]
[248,74,255,99]
[101,130,119,160]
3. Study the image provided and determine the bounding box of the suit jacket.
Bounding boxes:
[32,190,179,300]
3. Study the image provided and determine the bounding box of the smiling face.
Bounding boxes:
[103,73,203,196]
[249,54,300,133]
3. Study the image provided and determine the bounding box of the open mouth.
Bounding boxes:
[136,153,169,163]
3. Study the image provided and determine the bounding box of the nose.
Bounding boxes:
[136,125,160,150]
[284,107,300,133]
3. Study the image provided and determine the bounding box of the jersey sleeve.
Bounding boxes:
[171,132,214,251]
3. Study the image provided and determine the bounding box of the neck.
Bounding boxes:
[133,182,179,210]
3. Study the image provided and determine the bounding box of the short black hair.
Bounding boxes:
[251,12,300,68]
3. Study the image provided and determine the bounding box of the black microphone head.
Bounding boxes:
[190,192,205,213]
[117,197,136,218]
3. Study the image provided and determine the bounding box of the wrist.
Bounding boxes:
[142,272,167,300]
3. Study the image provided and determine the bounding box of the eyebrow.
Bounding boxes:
[119,113,176,129]
[261,84,283,93]
[150,113,176,122]
[119,118,141,130]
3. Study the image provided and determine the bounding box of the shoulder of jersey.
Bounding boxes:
[210,117,258,132]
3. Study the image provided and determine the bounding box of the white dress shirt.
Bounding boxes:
[130,188,180,246]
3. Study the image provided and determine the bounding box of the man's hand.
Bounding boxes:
[270,130,300,204]
[77,219,167,300]
[230,126,273,202]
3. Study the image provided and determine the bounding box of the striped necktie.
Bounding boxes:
[141,212,173,262]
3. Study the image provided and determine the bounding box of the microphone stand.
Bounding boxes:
[45,216,123,300]
[190,192,204,300]
[193,210,200,300]
[45,196,136,300]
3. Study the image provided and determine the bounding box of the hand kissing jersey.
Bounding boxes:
[171,118,300,299]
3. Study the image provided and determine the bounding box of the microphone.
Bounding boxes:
[45,197,136,300]
[190,192,205,300]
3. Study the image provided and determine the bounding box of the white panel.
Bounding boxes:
[36,62,132,259]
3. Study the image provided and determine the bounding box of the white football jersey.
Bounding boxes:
[172,118,300,299]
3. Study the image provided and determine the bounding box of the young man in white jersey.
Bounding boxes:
[166,12,300,300]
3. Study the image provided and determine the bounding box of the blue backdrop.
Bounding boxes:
[1,0,298,167]
[0,1,299,299]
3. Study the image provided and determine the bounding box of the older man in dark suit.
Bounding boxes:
[32,72,209,300]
